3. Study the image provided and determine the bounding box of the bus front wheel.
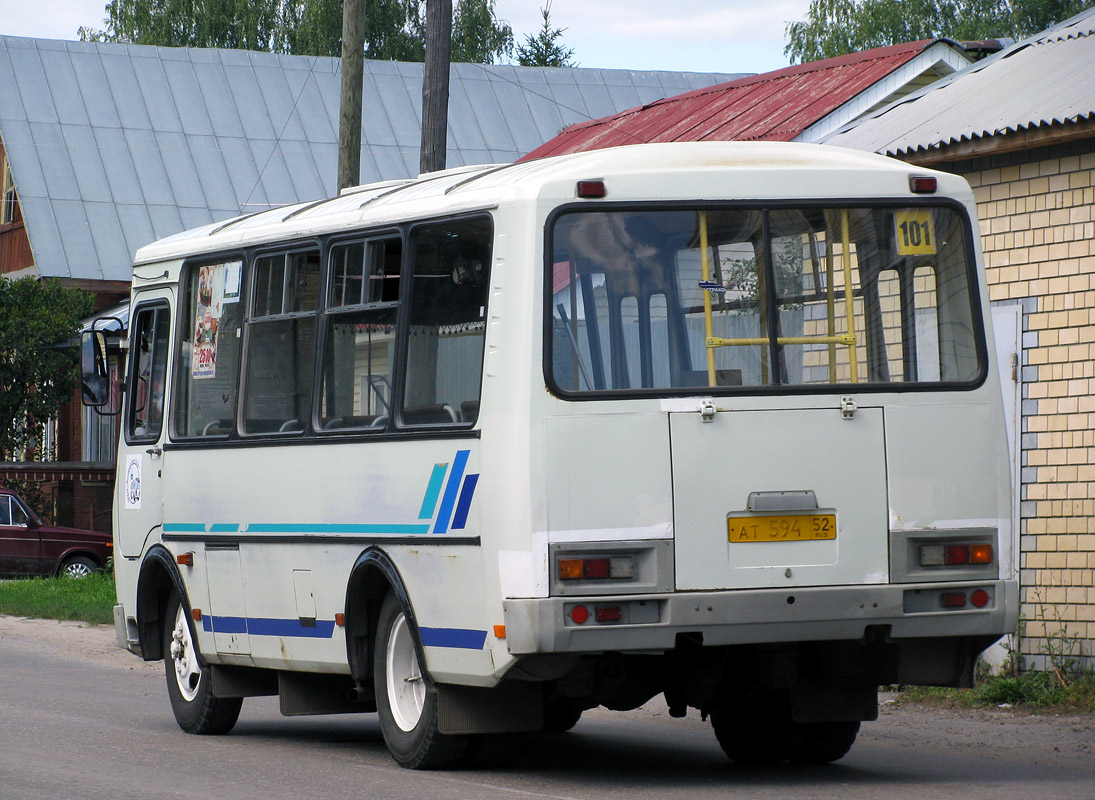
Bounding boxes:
[373,592,468,769]
[163,588,242,735]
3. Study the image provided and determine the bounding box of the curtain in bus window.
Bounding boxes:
[241,251,320,435]
[550,205,981,393]
[320,239,401,431]
[173,261,244,438]
[401,218,491,426]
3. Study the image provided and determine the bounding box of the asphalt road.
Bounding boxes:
[2,619,1093,800]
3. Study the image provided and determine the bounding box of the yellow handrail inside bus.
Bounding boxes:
[699,212,717,387]
[841,210,859,383]
[825,233,836,383]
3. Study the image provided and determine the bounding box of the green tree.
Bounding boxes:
[515,2,575,67]
[80,0,515,63]
[784,0,1091,64]
[0,278,93,461]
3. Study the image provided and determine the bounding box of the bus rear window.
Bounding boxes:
[548,206,983,394]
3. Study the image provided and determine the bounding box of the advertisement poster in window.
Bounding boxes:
[192,262,242,379]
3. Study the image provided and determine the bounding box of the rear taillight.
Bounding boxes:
[557,555,636,581]
[919,543,993,567]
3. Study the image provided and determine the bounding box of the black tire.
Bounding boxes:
[59,555,98,578]
[791,720,860,764]
[163,588,242,735]
[541,698,584,733]
[373,592,468,769]
[711,692,803,765]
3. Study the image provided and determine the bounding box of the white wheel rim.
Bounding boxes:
[385,611,425,732]
[170,602,202,702]
[63,562,92,578]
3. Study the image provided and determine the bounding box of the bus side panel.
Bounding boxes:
[160,441,497,681]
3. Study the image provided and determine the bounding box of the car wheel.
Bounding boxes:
[541,698,585,733]
[711,691,803,765]
[59,555,98,578]
[791,720,860,764]
[373,592,468,769]
[163,588,242,735]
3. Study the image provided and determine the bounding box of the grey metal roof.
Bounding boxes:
[823,7,1095,158]
[0,36,741,283]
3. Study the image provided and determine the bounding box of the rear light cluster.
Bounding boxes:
[941,589,991,609]
[569,604,622,624]
[558,556,635,581]
[919,543,993,568]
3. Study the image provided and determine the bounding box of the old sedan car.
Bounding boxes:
[0,489,112,577]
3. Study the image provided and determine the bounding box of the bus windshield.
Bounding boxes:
[549,205,984,394]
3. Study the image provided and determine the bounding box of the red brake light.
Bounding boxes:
[910,176,937,193]
[941,592,967,608]
[576,180,606,199]
[583,558,611,579]
[970,590,990,608]
[945,545,970,565]
[570,605,589,624]
[595,606,622,622]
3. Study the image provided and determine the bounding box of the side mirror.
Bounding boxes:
[81,330,110,407]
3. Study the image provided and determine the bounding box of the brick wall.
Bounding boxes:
[942,137,1095,669]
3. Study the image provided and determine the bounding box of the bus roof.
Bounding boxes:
[132,141,958,266]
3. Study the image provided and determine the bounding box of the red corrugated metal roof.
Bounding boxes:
[520,41,935,161]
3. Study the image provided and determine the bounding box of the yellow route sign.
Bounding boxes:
[894,209,936,255]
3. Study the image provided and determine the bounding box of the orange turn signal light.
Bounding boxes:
[970,544,993,564]
[176,552,194,567]
[558,558,584,580]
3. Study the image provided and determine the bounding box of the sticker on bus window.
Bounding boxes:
[894,209,936,255]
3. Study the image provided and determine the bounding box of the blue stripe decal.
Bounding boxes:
[432,449,469,534]
[247,618,336,638]
[205,615,247,634]
[420,627,487,650]
[418,463,448,519]
[450,474,479,531]
[163,523,206,533]
[242,523,431,535]
[208,523,240,533]
[200,615,336,638]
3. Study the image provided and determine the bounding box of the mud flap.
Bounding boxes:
[437,681,543,734]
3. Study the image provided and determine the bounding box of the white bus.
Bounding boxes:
[86,141,1016,769]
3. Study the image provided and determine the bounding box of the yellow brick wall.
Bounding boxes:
[943,137,1095,668]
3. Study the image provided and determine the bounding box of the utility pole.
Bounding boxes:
[420,0,452,174]
[338,0,365,193]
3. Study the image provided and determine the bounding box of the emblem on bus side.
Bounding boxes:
[124,454,142,510]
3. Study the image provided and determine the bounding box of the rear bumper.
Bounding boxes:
[502,579,1018,655]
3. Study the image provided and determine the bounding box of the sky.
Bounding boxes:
[2,0,814,76]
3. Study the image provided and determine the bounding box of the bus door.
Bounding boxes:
[670,405,889,591]
[117,295,173,559]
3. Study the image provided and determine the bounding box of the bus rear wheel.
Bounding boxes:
[711,691,801,765]
[791,720,860,764]
[373,592,468,769]
[163,588,242,735]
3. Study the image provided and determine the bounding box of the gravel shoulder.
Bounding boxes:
[3,614,1092,772]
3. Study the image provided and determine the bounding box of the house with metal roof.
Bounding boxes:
[520,39,982,161]
[825,7,1095,671]
[0,34,740,301]
[0,35,740,528]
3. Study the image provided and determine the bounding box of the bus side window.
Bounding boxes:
[242,250,320,435]
[127,303,170,442]
[320,238,400,431]
[173,260,244,438]
[401,217,491,427]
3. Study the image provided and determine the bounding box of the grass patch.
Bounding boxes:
[0,569,116,625]
[893,672,1095,714]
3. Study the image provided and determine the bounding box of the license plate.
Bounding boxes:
[727,513,836,543]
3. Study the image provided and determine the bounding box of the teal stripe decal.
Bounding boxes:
[418,463,448,520]
[243,523,432,535]
[163,523,206,532]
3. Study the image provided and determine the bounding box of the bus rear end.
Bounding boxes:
[503,144,1015,763]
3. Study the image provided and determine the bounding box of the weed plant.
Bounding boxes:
[0,568,116,625]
